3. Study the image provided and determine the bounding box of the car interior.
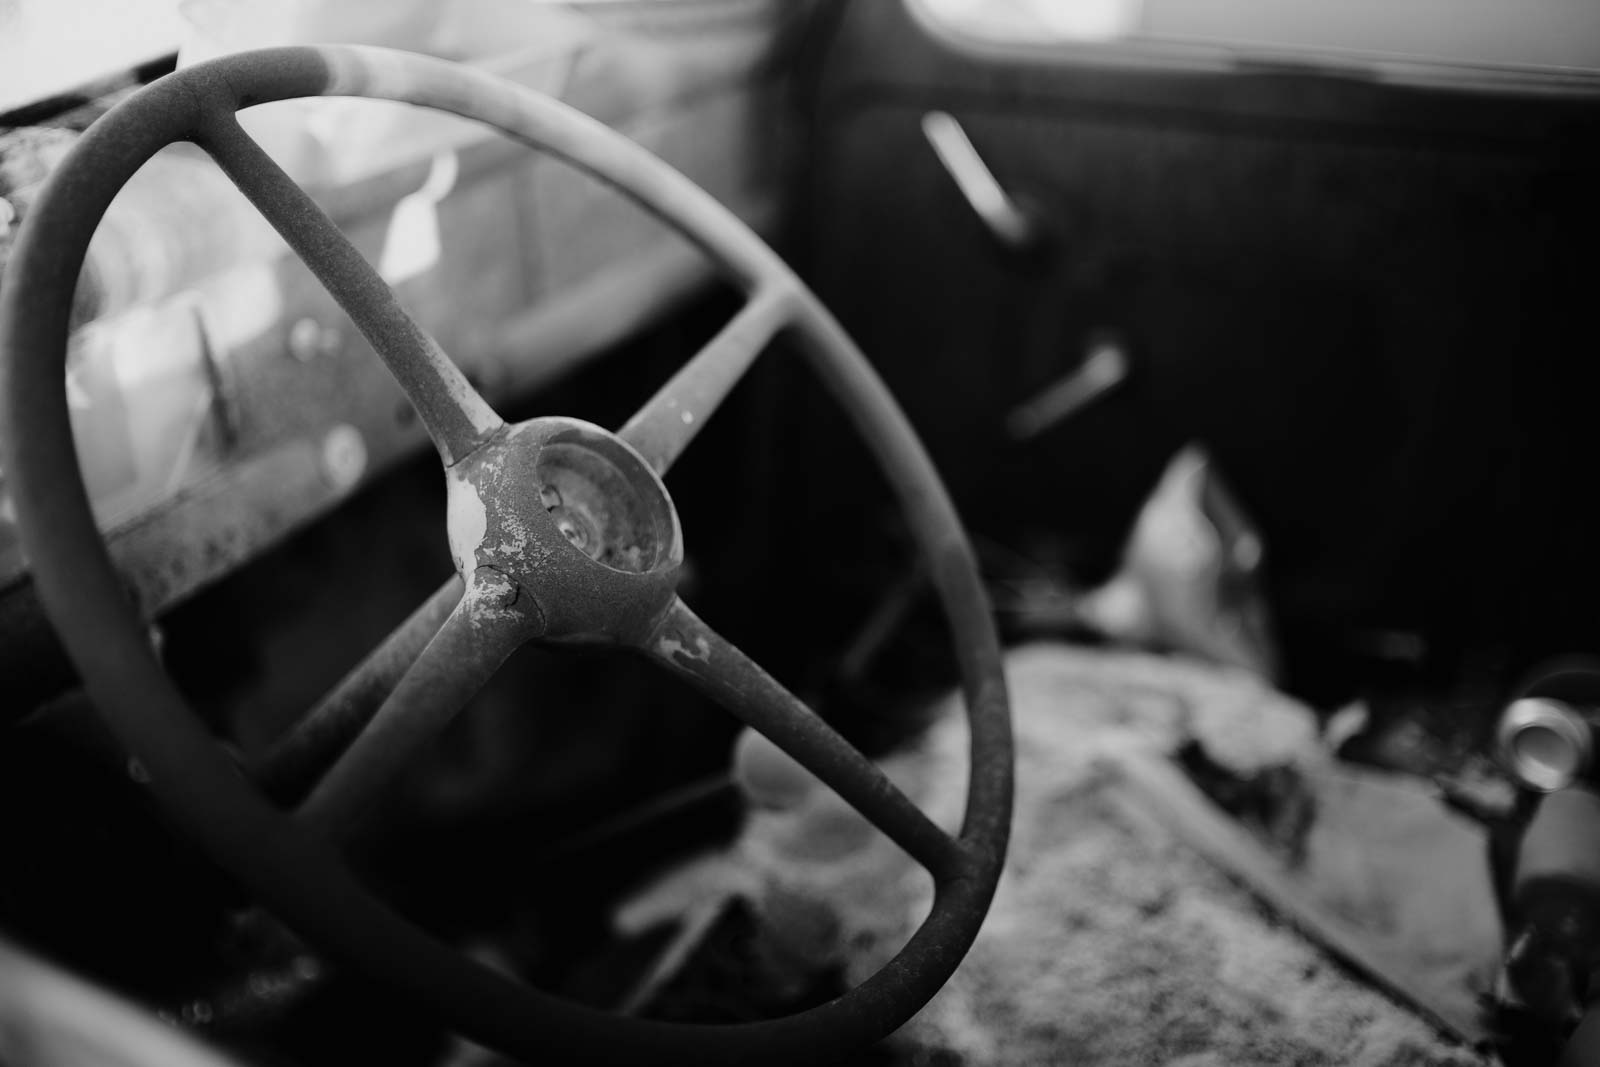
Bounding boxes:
[2,1,1598,1064]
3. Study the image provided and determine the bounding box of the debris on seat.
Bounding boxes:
[613,645,1499,1065]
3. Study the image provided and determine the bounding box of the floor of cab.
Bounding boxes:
[615,644,1499,1067]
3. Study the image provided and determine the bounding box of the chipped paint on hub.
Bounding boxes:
[446,465,488,576]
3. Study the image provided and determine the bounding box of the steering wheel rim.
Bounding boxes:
[0,46,1012,1066]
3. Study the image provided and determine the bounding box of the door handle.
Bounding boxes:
[1007,333,1130,440]
[921,111,1040,252]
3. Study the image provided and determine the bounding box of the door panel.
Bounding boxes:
[797,0,1600,697]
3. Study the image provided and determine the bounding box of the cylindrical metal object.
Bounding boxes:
[1499,697,1594,793]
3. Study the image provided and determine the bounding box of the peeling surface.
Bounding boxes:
[445,467,488,576]
[432,416,681,645]
[464,566,525,626]
[657,630,713,665]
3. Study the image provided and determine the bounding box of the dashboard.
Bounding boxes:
[0,1,791,714]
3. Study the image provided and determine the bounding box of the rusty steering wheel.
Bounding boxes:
[0,46,1012,1066]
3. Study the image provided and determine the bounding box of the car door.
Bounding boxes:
[794,0,1600,700]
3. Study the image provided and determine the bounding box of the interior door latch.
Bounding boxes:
[921,110,1041,253]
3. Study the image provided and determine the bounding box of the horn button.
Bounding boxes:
[445,417,683,641]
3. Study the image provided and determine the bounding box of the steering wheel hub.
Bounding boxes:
[446,418,683,642]
[0,44,1012,1066]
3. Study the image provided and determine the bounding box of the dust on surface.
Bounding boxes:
[759,646,1494,1066]
[875,783,1484,1066]
[618,644,1498,1065]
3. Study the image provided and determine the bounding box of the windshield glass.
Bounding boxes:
[916,0,1600,71]
[0,0,186,114]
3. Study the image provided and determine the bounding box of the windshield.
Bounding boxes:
[0,0,186,115]
[916,0,1600,72]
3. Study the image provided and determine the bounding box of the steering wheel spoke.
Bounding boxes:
[195,112,501,466]
[0,46,1012,1065]
[619,285,793,475]
[251,575,465,805]
[296,569,535,840]
[641,597,969,882]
